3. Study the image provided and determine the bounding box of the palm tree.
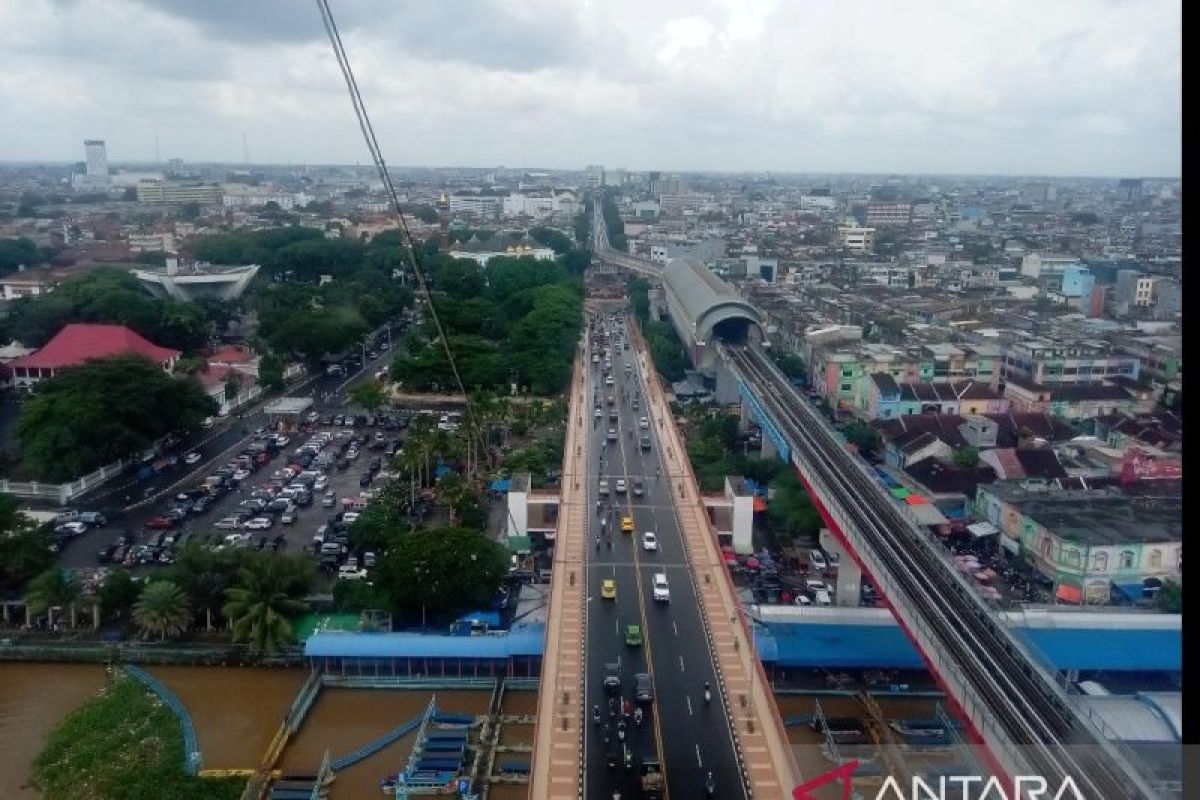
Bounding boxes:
[223,556,311,656]
[133,580,191,641]
[24,568,82,630]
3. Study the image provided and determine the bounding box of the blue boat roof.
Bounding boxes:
[305,624,544,659]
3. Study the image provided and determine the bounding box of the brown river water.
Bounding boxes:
[0,663,957,800]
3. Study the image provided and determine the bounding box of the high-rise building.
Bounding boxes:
[84,139,109,182]
[73,139,111,188]
[585,165,605,187]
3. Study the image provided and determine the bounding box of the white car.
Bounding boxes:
[342,512,361,524]
[594,408,603,418]
[214,516,243,530]
[224,531,251,544]
[638,417,649,429]
[809,549,828,571]
[337,566,368,581]
[642,531,658,552]
[55,521,88,537]
[805,579,831,594]
[244,516,273,530]
[313,475,330,492]
[652,573,670,602]
[184,452,201,465]
[615,479,627,494]
[605,376,614,386]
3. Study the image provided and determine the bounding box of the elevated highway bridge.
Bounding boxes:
[532,199,1162,799]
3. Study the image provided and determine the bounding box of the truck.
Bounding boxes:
[639,758,664,799]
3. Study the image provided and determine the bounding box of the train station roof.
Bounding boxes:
[304,623,545,659]
[755,606,1181,672]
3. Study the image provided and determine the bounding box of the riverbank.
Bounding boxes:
[32,669,245,800]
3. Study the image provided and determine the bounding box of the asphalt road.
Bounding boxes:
[57,340,402,571]
[583,312,745,800]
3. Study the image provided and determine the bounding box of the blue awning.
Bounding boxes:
[489,479,511,492]
[1112,582,1146,600]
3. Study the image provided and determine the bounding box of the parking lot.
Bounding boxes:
[56,409,414,581]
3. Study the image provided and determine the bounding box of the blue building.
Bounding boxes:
[1060,264,1096,298]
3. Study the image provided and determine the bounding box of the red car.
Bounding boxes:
[145,515,177,530]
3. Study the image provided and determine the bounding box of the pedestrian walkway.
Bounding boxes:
[529,354,588,799]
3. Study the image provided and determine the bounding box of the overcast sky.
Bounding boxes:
[0,0,1181,177]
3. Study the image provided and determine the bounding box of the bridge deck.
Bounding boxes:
[631,322,801,796]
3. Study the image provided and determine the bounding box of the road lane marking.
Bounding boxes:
[672,620,679,636]
[696,744,703,767]
[679,655,685,672]
[686,696,693,716]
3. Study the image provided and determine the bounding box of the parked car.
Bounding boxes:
[244,516,273,531]
[184,452,202,465]
[214,516,243,530]
[55,521,88,537]
[145,516,176,530]
[322,491,337,508]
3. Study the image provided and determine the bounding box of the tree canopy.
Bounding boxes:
[373,526,508,624]
[0,494,55,593]
[393,253,582,395]
[0,237,42,275]
[18,355,218,481]
[1,268,209,351]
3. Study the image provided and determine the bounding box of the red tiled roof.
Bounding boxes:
[8,324,179,371]
[208,344,255,364]
[195,363,256,389]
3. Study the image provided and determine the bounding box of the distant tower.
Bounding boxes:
[83,140,110,184]
[436,191,450,246]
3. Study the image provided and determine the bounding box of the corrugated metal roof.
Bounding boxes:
[304,624,545,659]
[754,607,1180,671]
[663,256,759,337]
[1078,695,1180,743]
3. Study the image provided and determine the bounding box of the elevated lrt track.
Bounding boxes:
[724,343,1161,800]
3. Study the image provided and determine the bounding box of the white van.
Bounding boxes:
[814,589,832,606]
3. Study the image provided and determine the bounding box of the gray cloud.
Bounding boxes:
[1,0,1182,176]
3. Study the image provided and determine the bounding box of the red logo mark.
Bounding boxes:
[793,759,860,800]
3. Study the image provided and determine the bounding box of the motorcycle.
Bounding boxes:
[706,771,716,796]
[703,683,712,704]
[617,719,626,741]
[592,705,601,725]
[633,706,643,727]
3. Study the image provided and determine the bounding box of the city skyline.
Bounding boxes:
[0,0,1181,177]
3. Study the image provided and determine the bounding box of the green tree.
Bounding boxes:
[18,355,218,482]
[374,526,508,624]
[133,580,191,640]
[765,471,824,547]
[224,374,243,405]
[953,445,980,468]
[259,352,285,391]
[24,568,82,629]
[1156,579,1181,613]
[222,554,313,655]
[98,568,140,622]
[842,420,882,452]
[169,544,240,631]
[0,237,43,274]
[771,350,807,382]
[529,226,573,255]
[3,267,208,350]
[349,378,387,413]
[0,495,55,593]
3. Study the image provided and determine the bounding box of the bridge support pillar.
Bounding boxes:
[820,528,861,606]
[760,432,778,460]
